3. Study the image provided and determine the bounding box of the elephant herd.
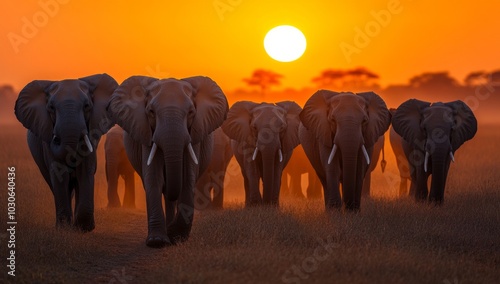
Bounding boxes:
[14,73,477,248]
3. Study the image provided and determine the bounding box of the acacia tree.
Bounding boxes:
[243,69,283,96]
[312,67,380,90]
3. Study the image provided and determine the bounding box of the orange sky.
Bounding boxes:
[1,0,500,92]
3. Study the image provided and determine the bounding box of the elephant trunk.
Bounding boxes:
[261,147,278,205]
[155,114,190,202]
[429,144,451,204]
[51,108,90,162]
[335,124,364,211]
[340,142,361,211]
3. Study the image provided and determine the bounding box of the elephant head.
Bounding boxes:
[300,91,391,210]
[107,76,228,201]
[15,74,117,160]
[221,101,302,205]
[392,99,477,203]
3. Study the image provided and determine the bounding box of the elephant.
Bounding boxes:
[280,144,323,199]
[361,134,387,197]
[14,74,117,231]
[391,99,477,204]
[107,76,228,247]
[388,107,412,196]
[194,127,233,210]
[105,125,136,208]
[221,101,302,206]
[299,91,391,211]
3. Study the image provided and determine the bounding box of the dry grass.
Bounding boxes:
[1,124,499,283]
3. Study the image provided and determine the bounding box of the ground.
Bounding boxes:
[0,124,499,283]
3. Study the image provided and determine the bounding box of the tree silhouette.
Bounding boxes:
[312,67,380,90]
[464,71,488,86]
[408,72,459,88]
[243,69,283,96]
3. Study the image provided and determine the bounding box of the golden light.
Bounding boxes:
[264,25,307,62]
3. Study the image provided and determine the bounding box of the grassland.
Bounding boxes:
[1,124,499,283]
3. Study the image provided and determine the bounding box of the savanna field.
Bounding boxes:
[1,123,499,283]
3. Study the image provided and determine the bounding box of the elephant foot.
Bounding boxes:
[74,213,95,232]
[146,234,171,248]
[167,223,191,245]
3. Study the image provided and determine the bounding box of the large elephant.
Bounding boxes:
[299,91,391,211]
[361,134,387,197]
[14,74,117,231]
[107,76,228,247]
[105,125,136,208]
[391,99,477,204]
[221,101,302,206]
[194,127,233,210]
[280,144,323,199]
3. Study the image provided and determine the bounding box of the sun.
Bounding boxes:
[264,25,307,62]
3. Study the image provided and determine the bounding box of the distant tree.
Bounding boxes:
[408,72,459,88]
[312,67,380,90]
[243,69,283,96]
[464,71,488,86]
[311,69,346,88]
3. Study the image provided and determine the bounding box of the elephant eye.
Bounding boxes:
[84,103,91,112]
[47,104,55,113]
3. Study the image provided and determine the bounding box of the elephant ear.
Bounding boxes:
[182,76,229,144]
[445,100,477,152]
[221,101,258,146]
[79,74,118,137]
[14,80,55,142]
[107,76,158,146]
[300,90,339,147]
[392,99,431,149]
[357,92,391,148]
[276,101,302,153]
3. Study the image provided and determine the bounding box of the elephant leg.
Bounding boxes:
[194,171,213,211]
[325,166,341,209]
[280,172,290,197]
[399,176,408,197]
[167,180,195,245]
[106,165,121,208]
[74,171,95,232]
[211,174,224,209]
[243,164,262,206]
[307,173,322,199]
[361,171,371,197]
[49,166,73,228]
[414,170,429,202]
[144,173,169,247]
[122,171,136,208]
[289,173,305,199]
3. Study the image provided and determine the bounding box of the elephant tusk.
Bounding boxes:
[252,147,258,161]
[424,151,430,173]
[361,145,370,165]
[84,135,93,153]
[327,144,337,165]
[188,143,199,165]
[449,151,455,163]
[278,149,283,163]
[147,143,157,166]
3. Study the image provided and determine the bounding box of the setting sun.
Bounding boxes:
[264,25,307,62]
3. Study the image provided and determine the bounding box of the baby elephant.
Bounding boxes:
[392,99,477,204]
[105,125,136,208]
